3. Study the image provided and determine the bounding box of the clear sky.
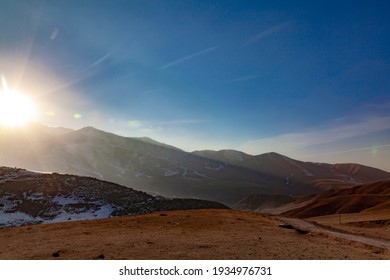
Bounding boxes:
[1,0,389,171]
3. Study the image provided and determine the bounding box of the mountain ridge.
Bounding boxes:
[1,124,389,205]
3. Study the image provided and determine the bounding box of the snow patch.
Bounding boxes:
[194,171,206,177]
[52,195,80,205]
[283,157,314,177]
[23,192,44,201]
[135,172,151,179]
[204,162,226,171]
[47,204,114,224]
[164,169,179,177]
[182,168,188,178]
[0,209,42,227]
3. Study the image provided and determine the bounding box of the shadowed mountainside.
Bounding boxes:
[1,124,389,205]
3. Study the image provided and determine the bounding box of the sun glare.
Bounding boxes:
[0,79,36,127]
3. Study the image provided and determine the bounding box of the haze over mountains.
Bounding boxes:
[1,125,390,260]
[1,124,389,205]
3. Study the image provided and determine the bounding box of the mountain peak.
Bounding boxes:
[74,126,117,139]
[262,151,284,157]
[78,126,101,133]
[1,123,390,207]
[256,152,287,160]
[133,136,183,151]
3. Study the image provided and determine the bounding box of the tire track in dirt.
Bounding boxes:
[277,217,390,250]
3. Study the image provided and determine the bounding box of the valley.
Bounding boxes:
[1,125,389,260]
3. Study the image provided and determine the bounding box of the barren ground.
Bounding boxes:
[308,210,390,240]
[0,209,389,260]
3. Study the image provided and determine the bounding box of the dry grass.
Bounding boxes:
[308,210,390,240]
[0,209,388,260]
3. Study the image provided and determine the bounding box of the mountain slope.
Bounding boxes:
[1,124,389,205]
[283,180,390,218]
[0,167,227,227]
[233,194,295,211]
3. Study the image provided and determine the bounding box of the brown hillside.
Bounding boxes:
[283,180,390,218]
[233,194,295,211]
[0,209,387,260]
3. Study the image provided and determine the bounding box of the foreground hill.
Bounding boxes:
[283,180,390,219]
[0,167,227,227]
[0,209,387,260]
[1,124,389,204]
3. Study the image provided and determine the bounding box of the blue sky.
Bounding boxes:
[1,0,390,171]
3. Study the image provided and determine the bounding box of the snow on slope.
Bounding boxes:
[0,167,228,227]
[1,125,390,206]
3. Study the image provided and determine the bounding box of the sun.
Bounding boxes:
[0,90,36,126]
[0,78,36,127]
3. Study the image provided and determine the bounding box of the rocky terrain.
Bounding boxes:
[0,167,227,227]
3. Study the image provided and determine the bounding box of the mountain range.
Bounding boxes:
[1,124,389,205]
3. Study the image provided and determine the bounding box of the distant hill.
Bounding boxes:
[0,167,227,227]
[233,194,295,211]
[283,179,390,218]
[1,124,389,205]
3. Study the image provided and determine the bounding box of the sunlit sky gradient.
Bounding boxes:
[1,0,389,171]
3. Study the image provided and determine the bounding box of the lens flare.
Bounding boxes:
[73,113,83,119]
[371,146,379,156]
[127,120,142,128]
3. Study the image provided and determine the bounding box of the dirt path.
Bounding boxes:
[1,209,388,259]
[278,217,390,251]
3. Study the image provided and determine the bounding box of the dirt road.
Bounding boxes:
[1,209,389,259]
[278,217,390,251]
